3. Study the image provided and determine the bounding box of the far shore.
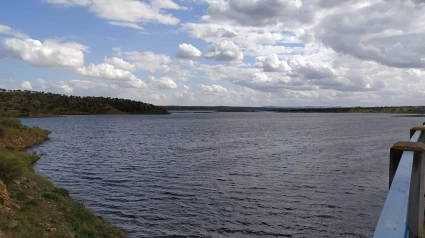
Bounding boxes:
[393,114,425,117]
[163,105,425,114]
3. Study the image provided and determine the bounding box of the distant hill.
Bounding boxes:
[0,89,170,117]
[274,106,425,113]
[163,106,264,112]
[163,105,425,114]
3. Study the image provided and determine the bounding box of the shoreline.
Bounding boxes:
[18,111,171,118]
[0,118,124,237]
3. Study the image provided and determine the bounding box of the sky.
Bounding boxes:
[0,0,424,107]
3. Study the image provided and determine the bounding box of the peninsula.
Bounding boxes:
[0,89,169,117]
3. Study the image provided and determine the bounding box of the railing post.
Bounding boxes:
[390,148,403,188]
[391,141,425,238]
[411,126,425,224]
[410,127,425,139]
[408,150,425,238]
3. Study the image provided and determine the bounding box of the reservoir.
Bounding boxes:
[21,113,423,237]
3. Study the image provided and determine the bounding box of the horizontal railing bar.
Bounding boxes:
[374,129,424,238]
[373,151,414,238]
[410,130,422,142]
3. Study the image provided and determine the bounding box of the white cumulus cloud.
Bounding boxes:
[77,63,136,81]
[198,84,228,94]
[204,40,243,61]
[176,43,202,59]
[108,21,144,30]
[151,0,185,10]
[104,57,136,71]
[89,0,181,26]
[44,0,185,29]
[149,76,177,89]
[205,0,310,27]
[0,24,28,39]
[1,38,87,69]
[255,54,292,72]
[58,83,74,94]
[20,81,32,90]
[76,63,146,88]
[125,51,171,72]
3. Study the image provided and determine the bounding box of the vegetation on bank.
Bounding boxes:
[164,105,425,113]
[276,106,425,114]
[0,89,169,117]
[393,114,425,117]
[0,118,49,151]
[0,118,124,238]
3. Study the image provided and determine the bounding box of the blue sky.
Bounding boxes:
[0,0,204,81]
[0,0,425,106]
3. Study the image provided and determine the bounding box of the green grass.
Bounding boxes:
[0,118,124,238]
[0,151,32,184]
[0,151,125,238]
[0,118,22,128]
[0,118,50,151]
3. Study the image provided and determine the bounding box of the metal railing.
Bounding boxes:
[374,126,425,238]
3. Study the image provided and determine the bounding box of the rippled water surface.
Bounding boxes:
[21,113,424,237]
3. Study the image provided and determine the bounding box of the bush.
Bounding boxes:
[79,225,99,237]
[0,152,26,183]
[52,187,69,197]
[42,191,62,201]
[24,199,39,207]
[0,118,21,128]
[42,187,69,201]
[5,145,15,151]
[0,126,4,137]
[14,191,27,201]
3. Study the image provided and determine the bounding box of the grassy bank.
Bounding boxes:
[0,118,124,238]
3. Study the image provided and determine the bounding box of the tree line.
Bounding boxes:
[0,89,170,117]
[164,105,425,114]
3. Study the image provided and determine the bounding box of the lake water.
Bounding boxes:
[21,113,424,238]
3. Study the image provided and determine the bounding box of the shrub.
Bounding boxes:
[0,126,4,137]
[42,187,69,201]
[79,225,99,237]
[5,145,15,151]
[42,191,62,201]
[52,187,69,197]
[24,199,38,207]
[0,118,21,128]
[0,152,25,183]
[12,152,39,168]
[14,191,27,201]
